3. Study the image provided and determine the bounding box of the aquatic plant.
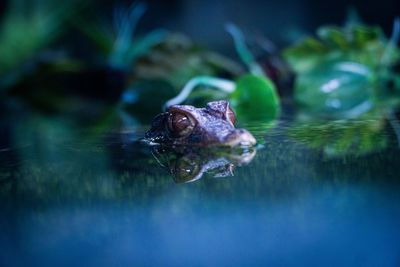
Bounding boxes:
[130,33,243,89]
[0,0,87,90]
[2,2,169,113]
[77,2,166,70]
[162,23,280,121]
[283,15,400,118]
[121,33,244,122]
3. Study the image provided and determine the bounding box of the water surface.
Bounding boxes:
[1,112,400,266]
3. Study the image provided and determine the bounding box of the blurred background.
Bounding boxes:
[2,0,398,54]
[1,0,398,115]
[134,0,400,53]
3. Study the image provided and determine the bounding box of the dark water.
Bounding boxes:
[1,112,400,266]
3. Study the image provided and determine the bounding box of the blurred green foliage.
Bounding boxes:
[0,0,87,89]
[131,33,243,89]
[225,23,281,122]
[157,24,281,126]
[76,2,167,69]
[122,34,244,118]
[283,17,400,117]
[283,25,391,73]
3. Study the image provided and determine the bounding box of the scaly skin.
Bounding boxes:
[145,100,256,147]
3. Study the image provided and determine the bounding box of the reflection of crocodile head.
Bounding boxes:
[151,146,256,183]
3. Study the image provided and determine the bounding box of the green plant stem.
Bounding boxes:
[163,76,236,110]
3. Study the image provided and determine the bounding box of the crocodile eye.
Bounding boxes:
[227,107,236,125]
[168,112,195,137]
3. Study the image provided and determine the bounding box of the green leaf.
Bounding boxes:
[317,26,350,49]
[230,74,280,120]
[283,22,395,74]
[294,62,374,117]
[283,18,400,117]
[282,37,328,73]
[352,25,383,47]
